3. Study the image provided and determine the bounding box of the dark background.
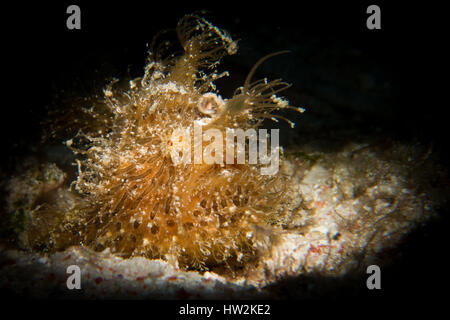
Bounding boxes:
[1,2,447,160]
[0,0,448,311]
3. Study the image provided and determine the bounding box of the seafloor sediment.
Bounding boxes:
[0,139,445,299]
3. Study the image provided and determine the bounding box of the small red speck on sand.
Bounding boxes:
[168,276,177,281]
[95,277,103,284]
[176,288,190,299]
[314,201,325,209]
[310,244,320,253]
[310,244,334,254]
